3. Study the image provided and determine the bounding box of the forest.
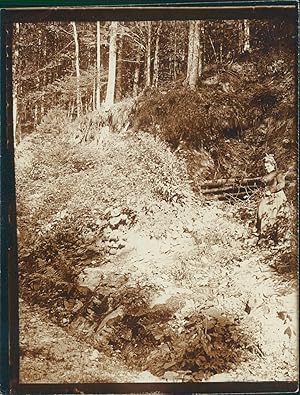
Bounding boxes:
[14,15,298,384]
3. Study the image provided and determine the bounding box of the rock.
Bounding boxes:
[163,371,178,381]
[120,213,128,222]
[135,371,162,383]
[204,306,223,319]
[206,372,234,382]
[192,371,205,381]
[95,238,104,247]
[247,237,257,247]
[76,285,91,296]
[109,216,122,228]
[109,248,117,255]
[96,218,105,227]
[89,349,100,361]
[109,241,118,248]
[78,267,104,291]
[108,229,121,242]
[111,207,121,217]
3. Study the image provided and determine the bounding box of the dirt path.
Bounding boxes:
[19,302,162,383]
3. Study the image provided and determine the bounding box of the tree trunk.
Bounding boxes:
[145,21,152,87]
[188,20,200,89]
[92,77,96,111]
[105,21,118,108]
[116,32,123,101]
[243,19,250,53]
[133,49,141,97]
[172,21,178,80]
[239,19,250,54]
[198,22,204,78]
[71,21,81,118]
[186,21,195,84]
[96,21,101,110]
[152,21,162,88]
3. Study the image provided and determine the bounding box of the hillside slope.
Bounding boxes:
[16,124,298,383]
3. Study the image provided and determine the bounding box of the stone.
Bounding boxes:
[109,216,122,228]
[95,238,104,247]
[108,229,121,242]
[111,207,121,217]
[110,241,118,248]
[78,267,105,291]
[104,207,111,215]
[163,371,178,381]
[96,218,105,227]
[206,373,234,382]
[120,213,128,222]
[89,349,100,361]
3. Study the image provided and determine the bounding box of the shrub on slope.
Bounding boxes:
[131,47,296,180]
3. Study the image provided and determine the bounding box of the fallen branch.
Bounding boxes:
[201,176,262,189]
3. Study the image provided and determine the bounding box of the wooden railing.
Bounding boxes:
[201,176,263,200]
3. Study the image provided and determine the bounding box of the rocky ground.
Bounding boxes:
[19,198,298,384]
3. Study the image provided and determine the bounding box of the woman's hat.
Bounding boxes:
[264,153,277,167]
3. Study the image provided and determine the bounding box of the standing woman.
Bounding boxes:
[257,154,287,238]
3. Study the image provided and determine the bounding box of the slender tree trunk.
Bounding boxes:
[105,21,118,108]
[71,21,81,117]
[116,33,123,101]
[186,21,195,84]
[92,76,96,111]
[145,21,152,87]
[189,20,200,89]
[34,104,38,129]
[133,49,141,96]
[96,21,101,110]
[198,22,204,78]
[239,19,250,54]
[152,21,162,88]
[173,21,178,80]
[243,19,250,53]
[70,100,75,119]
[41,33,47,117]
[208,33,218,63]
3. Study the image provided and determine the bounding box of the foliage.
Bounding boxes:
[14,18,296,141]
[131,45,296,182]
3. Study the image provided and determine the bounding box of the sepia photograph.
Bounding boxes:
[4,5,298,390]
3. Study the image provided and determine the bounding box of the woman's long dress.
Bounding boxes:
[257,171,287,236]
